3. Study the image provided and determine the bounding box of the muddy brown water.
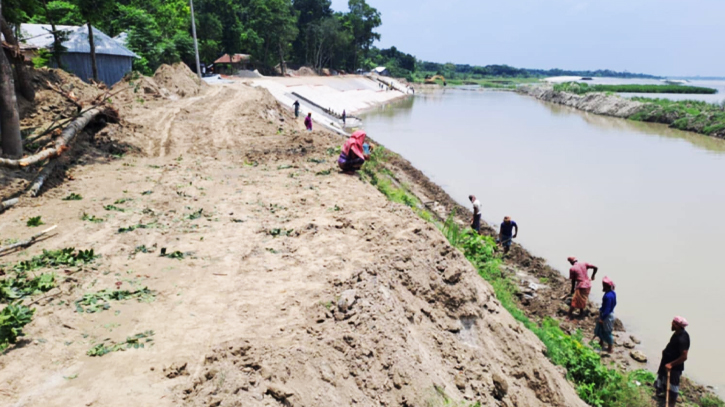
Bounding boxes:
[361,89,725,394]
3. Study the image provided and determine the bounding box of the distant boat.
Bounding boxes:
[662,79,689,85]
[581,77,593,81]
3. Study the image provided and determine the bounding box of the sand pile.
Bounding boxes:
[295,66,317,77]
[153,63,206,97]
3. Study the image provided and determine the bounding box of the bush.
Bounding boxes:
[0,304,35,351]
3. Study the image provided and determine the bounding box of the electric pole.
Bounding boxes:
[189,0,202,79]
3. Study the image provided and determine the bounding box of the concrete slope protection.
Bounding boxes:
[0,71,586,406]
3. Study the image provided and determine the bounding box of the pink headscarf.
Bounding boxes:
[673,316,689,328]
[342,130,366,158]
[602,276,615,290]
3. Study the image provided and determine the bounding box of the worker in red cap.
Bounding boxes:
[567,256,598,320]
[655,316,690,405]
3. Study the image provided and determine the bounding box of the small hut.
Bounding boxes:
[18,24,138,86]
[213,54,252,74]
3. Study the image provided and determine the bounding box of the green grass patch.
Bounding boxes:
[62,193,83,201]
[554,82,717,95]
[81,213,104,223]
[75,287,156,313]
[87,330,155,356]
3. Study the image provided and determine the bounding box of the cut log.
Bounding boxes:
[0,198,18,213]
[27,159,60,197]
[0,225,58,256]
[0,107,104,168]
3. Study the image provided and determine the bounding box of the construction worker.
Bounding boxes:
[655,317,690,406]
[498,216,518,254]
[342,109,347,126]
[567,257,598,320]
[469,195,482,233]
[304,112,313,132]
[594,277,617,354]
[293,100,300,118]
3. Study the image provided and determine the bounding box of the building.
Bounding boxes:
[213,54,252,74]
[372,66,390,76]
[17,24,138,86]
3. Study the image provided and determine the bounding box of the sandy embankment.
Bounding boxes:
[0,67,586,406]
[251,75,410,132]
[518,84,646,118]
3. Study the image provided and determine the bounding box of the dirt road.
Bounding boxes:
[0,78,586,407]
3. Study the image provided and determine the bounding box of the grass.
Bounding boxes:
[62,193,83,201]
[554,82,718,95]
[26,216,44,227]
[87,330,155,356]
[75,287,156,313]
[628,97,725,136]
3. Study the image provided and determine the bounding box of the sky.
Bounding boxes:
[330,0,725,77]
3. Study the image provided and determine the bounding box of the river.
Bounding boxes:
[361,89,725,394]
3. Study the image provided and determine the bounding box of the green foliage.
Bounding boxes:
[118,222,156,233]
[32,49,52,68]
[268,228,294,238]
[62,193,83,201]
[75,287,156,313]
[26,216,44,227]
[554,82,717,95]
[103,205,125,212]
[81,213,104,223]
[87,330,155,356]
[185,208,203,220]
[13,248,93,272]
[0,272,55,303]
[360,146,419,208]
[626,97,725,137]
[159,249,185,259]
[700,395,725,407]
[0,305,35,351]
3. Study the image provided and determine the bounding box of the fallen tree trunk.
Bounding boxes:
[0,198,18,213]
[0,107,104,168]
[27,159,60,197]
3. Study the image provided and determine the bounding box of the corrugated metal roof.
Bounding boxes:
[214,53,251,64]
[18,24,138,58]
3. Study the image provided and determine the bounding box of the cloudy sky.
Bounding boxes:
[330,0,724,77]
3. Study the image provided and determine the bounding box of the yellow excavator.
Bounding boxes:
[424,75,447,86]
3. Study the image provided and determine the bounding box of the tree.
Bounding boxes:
[310,15,349,72]
[291,0,332,66]
[0,0,38,101]
[73,0,113,82]
[345,0,380,70]
[243,0,298,74]
[0,0,23,157]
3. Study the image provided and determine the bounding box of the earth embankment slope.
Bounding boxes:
[0,76,585,406]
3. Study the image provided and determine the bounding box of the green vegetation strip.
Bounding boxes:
[87,330,155,357]
[75,288,156,313]
[554,82,717,95]
[360,149,723,406]
[1,248,98,351]
[629,97,725,136]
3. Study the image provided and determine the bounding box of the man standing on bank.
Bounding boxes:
[293,100,300,118]
[567,256,598,320]
[655,317,690,406]
[499,216,518,254]
[594,277,617,354]
[469,195,482,233]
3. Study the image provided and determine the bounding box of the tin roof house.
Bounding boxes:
[18,24,138,86]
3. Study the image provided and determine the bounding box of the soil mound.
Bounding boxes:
[153,63,205,97]
[295,66,317,77]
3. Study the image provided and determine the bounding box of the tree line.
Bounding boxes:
[418,61,660,80]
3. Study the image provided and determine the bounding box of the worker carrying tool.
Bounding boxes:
[498,216,518,254]
[655,316,690,406]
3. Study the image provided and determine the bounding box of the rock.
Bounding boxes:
[623,342,635,349]
[455,374,467,391]
[337,289,357,313]
[491,373,508,400]
[630,335,641,345]
[630,350,648,363]
[266,383,294,401]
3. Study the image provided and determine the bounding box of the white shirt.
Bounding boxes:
[472,199,481,215]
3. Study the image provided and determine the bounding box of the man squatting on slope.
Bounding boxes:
[469,195,482,233]
[567,256,598,320]
[655,316,691,406]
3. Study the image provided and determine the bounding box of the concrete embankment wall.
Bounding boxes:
[518,85,646,118]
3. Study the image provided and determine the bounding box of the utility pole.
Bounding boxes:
[189,0,201,79]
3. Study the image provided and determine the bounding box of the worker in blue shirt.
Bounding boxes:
[498,216,518,254]
[594,277,617,354]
